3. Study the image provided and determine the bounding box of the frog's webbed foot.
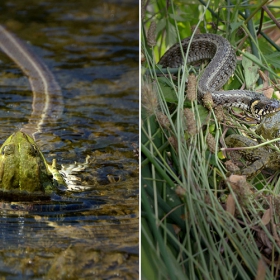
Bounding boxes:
[225,134,270,177]
[59,155,95,191]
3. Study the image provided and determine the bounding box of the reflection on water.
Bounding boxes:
[0,178,138,278]
[0,0,138,278]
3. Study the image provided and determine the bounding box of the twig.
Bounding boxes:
[262,5,280,29]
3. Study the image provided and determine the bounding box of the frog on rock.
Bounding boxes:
[0,131,65,193]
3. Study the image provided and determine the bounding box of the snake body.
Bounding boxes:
[159,33,280,116]
[0,25,63,139]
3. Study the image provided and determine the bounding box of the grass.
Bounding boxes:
[141,1,280,279]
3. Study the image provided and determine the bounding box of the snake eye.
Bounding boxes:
[267,100,280,114]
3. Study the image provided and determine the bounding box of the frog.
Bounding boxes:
[0,131,65,194]
[225,111,280,177]
[0,130,121,198]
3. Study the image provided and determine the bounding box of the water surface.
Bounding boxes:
[0,0,139,278]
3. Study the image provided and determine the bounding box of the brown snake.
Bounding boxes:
[159,33,280,117]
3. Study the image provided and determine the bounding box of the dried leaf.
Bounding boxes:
[172,224,181,235]
[257,230,273,251]
[175,186,186,197]
[228,174,253,196]
[228,174,247,184]
[261,208,271,226]
[263,26,280,45]
[255,258,266,280]
[263,87,274,99]
[226,194,235,216]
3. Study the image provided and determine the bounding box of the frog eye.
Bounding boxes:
[32,145,38,154]
[2,144,15,156]
[28,145,39,156]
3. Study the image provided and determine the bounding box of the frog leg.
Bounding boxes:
[225,134,270,177]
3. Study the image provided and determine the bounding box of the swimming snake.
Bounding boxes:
[0,25,63,139]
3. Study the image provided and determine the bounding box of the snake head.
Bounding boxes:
[250,99,280,118]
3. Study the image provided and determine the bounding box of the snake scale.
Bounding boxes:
[159,33,280,117]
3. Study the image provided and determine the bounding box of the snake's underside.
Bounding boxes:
[159,33,280,117]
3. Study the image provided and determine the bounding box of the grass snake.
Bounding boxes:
[159,33,280,117]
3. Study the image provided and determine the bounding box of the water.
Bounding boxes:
[0,0,139,278]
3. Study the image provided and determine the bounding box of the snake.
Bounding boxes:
[159,33,280,117]
[0,24,63,139]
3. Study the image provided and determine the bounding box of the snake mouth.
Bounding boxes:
[249,98,280,118]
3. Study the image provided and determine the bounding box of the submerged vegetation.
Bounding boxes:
[141,1,280,279]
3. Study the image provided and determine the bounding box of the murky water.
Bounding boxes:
[0,0,139,278]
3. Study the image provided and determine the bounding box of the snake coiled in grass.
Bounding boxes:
[159,33,280,117]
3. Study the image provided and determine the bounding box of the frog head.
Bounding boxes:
[256,110,280,141]
[0,131,64,194]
